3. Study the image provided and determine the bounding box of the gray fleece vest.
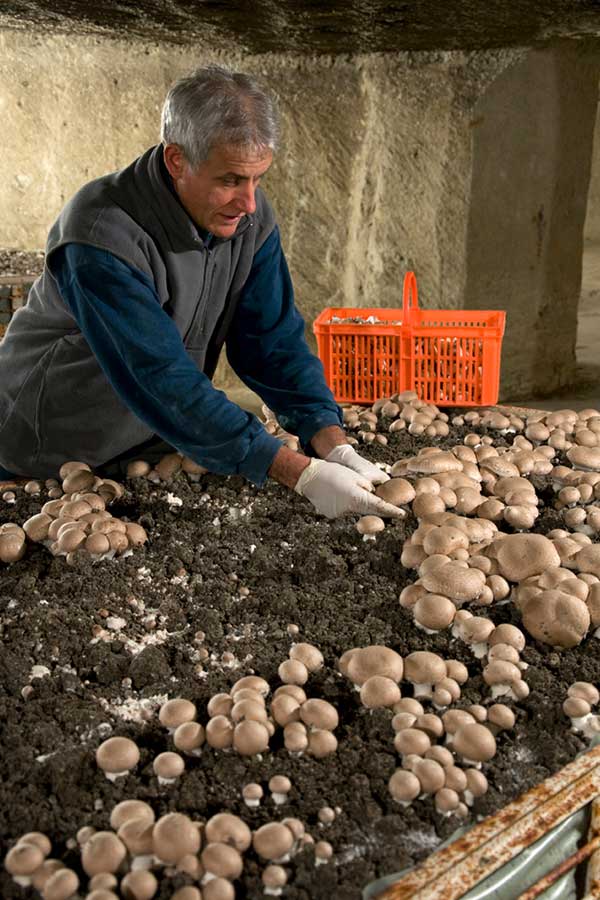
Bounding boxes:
[0,145,275,477]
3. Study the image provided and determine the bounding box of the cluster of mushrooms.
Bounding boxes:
[336,645,514,813]
[0,462,147,564]
[336,394,600,651]
[4,802,329,900]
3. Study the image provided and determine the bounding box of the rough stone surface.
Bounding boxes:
[1,32,598,400]
[3,1,600,52]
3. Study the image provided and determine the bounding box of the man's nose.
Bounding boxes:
[236,182,257,215]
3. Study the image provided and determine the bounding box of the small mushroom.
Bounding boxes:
[242,782,264,808]
[252,822,295,861]
[173,721,205,756]
[152,813,201,864]
[359,675,401,708]
[41,868,80,900]
[453,723,497,765]
[153,751,185,784]
[356,515,385,540]
[205,812,252,852]
[262,864,288,896]
[233,720,270,755]
[81,832,127,876]
[119,869,158,900]
[269,775,292,805]
[289,642,324,672]
[201,842,243,880]
[95,736,140,781]
[388,769,421,804]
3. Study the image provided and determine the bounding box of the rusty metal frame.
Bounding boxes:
[378,745,600,900]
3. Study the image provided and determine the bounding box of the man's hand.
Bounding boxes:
[294,459,404,520]
[325,443,389,486]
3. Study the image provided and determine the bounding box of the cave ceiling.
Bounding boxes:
[2,0,600,53]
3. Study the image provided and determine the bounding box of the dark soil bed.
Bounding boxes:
[1,423,598,899]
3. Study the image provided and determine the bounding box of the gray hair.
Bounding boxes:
[161,65,279,168]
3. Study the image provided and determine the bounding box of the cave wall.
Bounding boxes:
[1,29,598,400]
[585,98,600,243]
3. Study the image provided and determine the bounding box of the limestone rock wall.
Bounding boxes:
[1,29,598,399]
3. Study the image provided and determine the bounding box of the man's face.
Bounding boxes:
[164,142,273,238]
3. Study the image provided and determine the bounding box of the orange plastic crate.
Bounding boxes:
[313,272,506,406]
[313,307,405,404]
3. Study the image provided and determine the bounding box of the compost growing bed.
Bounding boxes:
[1,421,599,900]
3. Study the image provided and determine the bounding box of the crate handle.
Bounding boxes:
[402,271,419,321]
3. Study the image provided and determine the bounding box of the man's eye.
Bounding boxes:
[222,177,239,186]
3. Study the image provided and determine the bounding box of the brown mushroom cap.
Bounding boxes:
[201,842,243,879]
[81,831,127,876]
[233,719,270,755]
[359,675,402,708]
[231,675,270,697]
[95,736,140,776]
[42,868,80,900]
[153,751,185,781]
[262,865,288,889]
[173,721,205,755]
[403,651,447,687]
[109,800,155,831]
[117,817,154,857]
[521,589,590,648]
[171,886,203,900]
[487,704,516,730]
[204,813,251,852]
[496,533,561,582]
[413,758,446,794]
[307,729,338,757]
[299,698,339,730]
[568,682,600,705]
[289,642,324,672]
[376,478,416,505]
[119,869,157,900]
[206,715,234,750]
[152,813,201,863]
[278,658,309,685]
[421,562,486,602]
[346,646,404,685]
[283,721,309,752]
[393,727,431,756]
[356,515,386,536]
[489,624,526,652]
[453,723,497,762]
[253,822,295,860]
[4,842,45,876]
[413,594,457,631]
[271,693,301,727]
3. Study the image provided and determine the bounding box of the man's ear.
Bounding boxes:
[163,143,187,180]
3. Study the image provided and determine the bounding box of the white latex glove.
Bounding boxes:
[295,459,404,520]
[326,444,390,486]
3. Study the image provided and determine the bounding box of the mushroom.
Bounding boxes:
[299,699,339,731]
[421,562,486,603]
[0,524,26,563]
[452,723,497,765]
[153,751,185,784]
[289,642,324,672]
[252,822,295,861]
[262,864,288,896]
[201,842,244,879]
[206,715,234,750]
[413,593,457,633]
[4,841,46,886]
[314,841,333,866]
[152,813,201,864]
[376,478,416,506]
[117,817,154,859]
[202,880,235,900]
[269,775,292,805]
[110,800,155,831]
[403,651,447,698]
[205,812,252,852]
[345,646,403,686]
[171,888,203,900]
[495,533,561,582]
[283,721,309,753]
[41,868,80,900]
[307,729,338,758]
[81,832,127,876]
[173,721,205,756]
[520,588,590,648]
[413,758,446,795]
[463,768,489,805]
[95,736,140,781]
[356,515,386,540]
[393,727,431,758]
[388,769,421,805]
[359,675,401,708]
[278,659,309,685]
[233,719,270,755]
[435,787,461,815]
[119,870,158,900]
[242,783,264,808]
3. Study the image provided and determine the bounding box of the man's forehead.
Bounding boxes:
[209,143,273,172]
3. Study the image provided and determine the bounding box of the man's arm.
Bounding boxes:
[52,243,283,485]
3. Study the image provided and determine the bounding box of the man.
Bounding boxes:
[0,66,400,520]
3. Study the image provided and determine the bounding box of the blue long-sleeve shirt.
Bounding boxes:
[52,228,342,486]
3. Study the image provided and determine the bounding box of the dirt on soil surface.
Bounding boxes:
[1,423,599,900]
[0,249,44,277]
